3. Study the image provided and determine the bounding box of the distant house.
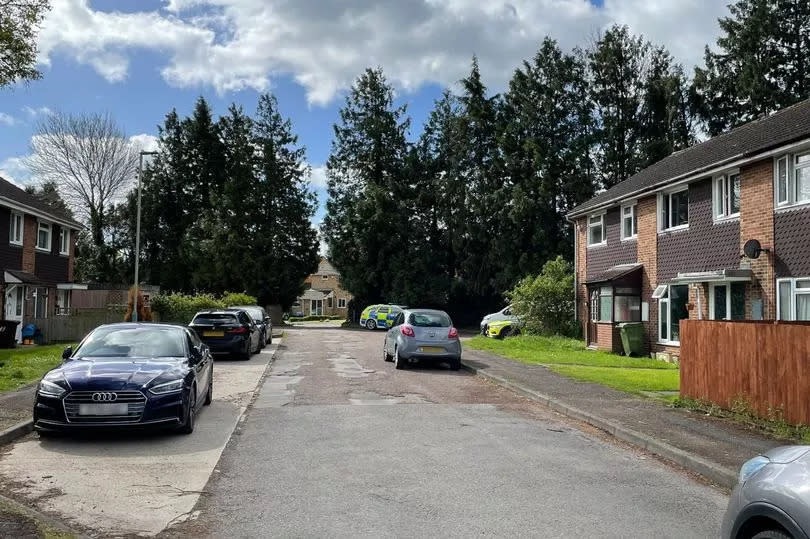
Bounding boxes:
[293,258,353,317]
[568,97,810,356]
[0,176,82,340]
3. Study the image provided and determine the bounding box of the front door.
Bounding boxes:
[5,285,24,342]
[588,289,598,346]
[311,299,323,316]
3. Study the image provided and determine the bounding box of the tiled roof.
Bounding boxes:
[570,98,810,217]
[584,263,642,284]
[0,176,81,228]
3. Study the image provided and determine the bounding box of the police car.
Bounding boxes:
[480,306,522,339]
[360,304,404,330]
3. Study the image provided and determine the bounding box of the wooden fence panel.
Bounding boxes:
[681,320,810,425]
[27,310,126,344]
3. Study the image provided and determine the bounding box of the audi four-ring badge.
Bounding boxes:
[33,323,215,435]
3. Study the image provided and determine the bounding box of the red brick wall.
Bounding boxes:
[303,273,352,316]
[575,218,588,339]
[740,159,776,319]
[636,196,657,353]
[22,215,36,274]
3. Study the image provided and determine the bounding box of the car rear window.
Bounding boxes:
[76,327,186,358]
[232,306,262,320]
[408,312,451,327]
[192,313,239,325]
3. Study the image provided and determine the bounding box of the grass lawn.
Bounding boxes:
[548,365,680,394]
[0,344,72,393]
[465,335,679,397]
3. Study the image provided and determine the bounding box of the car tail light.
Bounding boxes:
[448,327,458,339]
[227,326,249,334]
[401,325,415,337]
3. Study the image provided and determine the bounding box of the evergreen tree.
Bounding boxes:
[322,68,410,307]
[25,181,73,217]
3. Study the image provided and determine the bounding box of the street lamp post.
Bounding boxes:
[134,151,158,322]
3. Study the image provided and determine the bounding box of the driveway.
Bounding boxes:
[0,340,280,537]
[164,327,729,538]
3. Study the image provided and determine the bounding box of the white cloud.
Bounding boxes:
[129,133,160,153]
[0,113,17,126]
[38,0,726,105]
[308,165,328,189]
[0,157,32,187]
[22,106,53,118]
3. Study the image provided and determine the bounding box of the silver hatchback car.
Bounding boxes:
[382,309,462,370]
[722,445,810,539]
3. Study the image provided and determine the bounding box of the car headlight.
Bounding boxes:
[38,380,66,398]
[739,455,770,483]
[149,379,185,395]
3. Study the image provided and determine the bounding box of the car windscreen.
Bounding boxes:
[192,313,239,325]
[408,312,451,327]
[75,327,186,358]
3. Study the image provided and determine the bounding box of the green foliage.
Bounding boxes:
[548,365,680,394]
[506,256,576,336]
[150,292,257,324]
[0,0,50,87]
[288,315,345,322]
[0,344,72,393]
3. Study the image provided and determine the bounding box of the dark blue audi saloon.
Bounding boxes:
[33,323,213,435]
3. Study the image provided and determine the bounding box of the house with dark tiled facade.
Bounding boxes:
[293,258,353,317]
[568,98,810,358]
[0,177,82,341]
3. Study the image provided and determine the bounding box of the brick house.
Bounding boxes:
[293,258,353,317]
[568,98,810,357]
[0,177,82,341]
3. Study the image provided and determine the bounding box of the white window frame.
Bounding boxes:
[775,152,810,209]
[620,203,637,241]
[657,284,688,345]
[708,283,745,320]
[56,289,71,315]
[33,287,48,319]
[658,187,689,232]
[713,171,741,221]
[59,228,70,256]
[36,221,51,252]
[338,298,347,308]
[776,277,810,321]
[322,275,329,280]
[9,212,22,246]
[587,213,606,247]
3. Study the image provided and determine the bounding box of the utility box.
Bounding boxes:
[618,322,644,357]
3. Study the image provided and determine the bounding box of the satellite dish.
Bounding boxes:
[744,239,762,259]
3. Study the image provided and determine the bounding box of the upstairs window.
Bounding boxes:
[587,214,605,246]
[776,152,810,207]
[9,212,22,246]
[36,221,51,251]
[714,173,740,220]
[660,188,689,231]
[59,228,70,255]
[621,203,637,240]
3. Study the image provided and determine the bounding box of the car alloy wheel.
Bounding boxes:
[204,375,213,405]
[383,345,393,362]
[366,319,377,330]
[394,348,406,370]
[179,387,197,434]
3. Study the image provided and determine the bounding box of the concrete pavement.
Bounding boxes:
[0,339,281,537]
[165,327,728,538]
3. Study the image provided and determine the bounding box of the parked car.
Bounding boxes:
[33,323,213,435]
[382,309,461,370]
[227,305,272,346]
[722,445,810,539]
[480,305,522,339]
[190,310,261,360]
[360,304,403,330]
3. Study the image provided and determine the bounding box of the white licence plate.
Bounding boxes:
[78,403,129,416]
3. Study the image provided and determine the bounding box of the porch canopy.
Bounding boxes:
[668,269,753,284]
[584,263,642,285]
[4,270,48,286]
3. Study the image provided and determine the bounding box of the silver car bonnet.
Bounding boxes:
[764,445,810,464]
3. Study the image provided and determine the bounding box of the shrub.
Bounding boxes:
[150,292,257,324]
[288,315,345,322]
[506,256,576,337]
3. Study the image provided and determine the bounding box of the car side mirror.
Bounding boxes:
[62,347,73,361]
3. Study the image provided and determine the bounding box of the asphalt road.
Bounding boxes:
[0,339,281,537]
[165,327,729,538]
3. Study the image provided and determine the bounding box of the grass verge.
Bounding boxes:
[0,497,76,538]
[548,365,680,394]
[0,344,71,393]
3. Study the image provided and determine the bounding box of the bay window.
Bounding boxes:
[657,284,689,344]
[614,287,641,322]
[659,188,689,231]
[587,214,605,246]
[713,173,740,220]
[777,278,810,321]
[621,203,637,240]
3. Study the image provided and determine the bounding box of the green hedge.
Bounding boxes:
[151,292,258,324]
[288,315,345,322]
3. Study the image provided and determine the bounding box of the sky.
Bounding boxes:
[0,0,730,231]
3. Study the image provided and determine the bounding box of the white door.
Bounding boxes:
[5,285,24,342]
